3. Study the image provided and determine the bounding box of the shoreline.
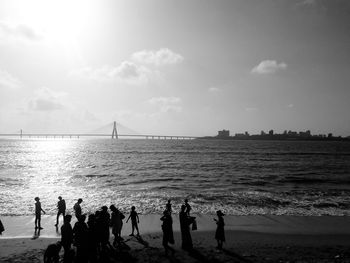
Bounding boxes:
[1,214,350,239]
[1,215,350,262]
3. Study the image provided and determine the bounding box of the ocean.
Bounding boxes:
[0,139,349,216]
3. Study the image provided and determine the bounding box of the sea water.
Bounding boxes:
[0,139,349,216]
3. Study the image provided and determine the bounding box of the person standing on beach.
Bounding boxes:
[73,214,88,263]
[214,210,225,250]
[126,206,140,236]
[166,200,172,214]
[87,214,98,263]
[179,204,193,250]
[55,196,66,227]
[98,206,110,248]
[110,205,125,245]
[73,198,83,220]
[160,210,175,255]
[61,215,73,263]
[34,197,45,229]
[0,218,4,235]
[184,199,191,216]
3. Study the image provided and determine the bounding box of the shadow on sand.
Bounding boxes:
[223,248,253,263]
[31,229,40,240]
[187,248,222,263]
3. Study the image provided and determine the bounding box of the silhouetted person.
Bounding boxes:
[166,200,172,214]
[126,206,140,236]
[184,199,191,216]
[44,241,62,263]
[160,210,175,255]
[214,210,225,250]
[61,215,73,263]
[110,205,125,246]
[87,214,98,263]
[179,205,193,250]
[0,218,4,235]
[117,207,125,239]
[94,210,102,249]
[55,196,66,226]
[34,197,45,229]
[98,206,110,247]
[73,214,88,263]
[73,198,83,220]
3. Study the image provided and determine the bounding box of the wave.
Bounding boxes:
[129,177,184,185]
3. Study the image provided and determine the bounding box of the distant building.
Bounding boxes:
[235,131,250,138]
[218,129,230,138]
[299,130,311,137]
[269,130,274,136]
[288,130,298,136]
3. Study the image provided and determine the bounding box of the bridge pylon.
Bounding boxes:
[111,121,118,139]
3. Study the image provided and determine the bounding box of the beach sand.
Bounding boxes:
[1,215,350,262]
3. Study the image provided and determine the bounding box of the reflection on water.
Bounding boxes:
[0,139,350,216]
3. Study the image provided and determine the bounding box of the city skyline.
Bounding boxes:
[1,0,350,136]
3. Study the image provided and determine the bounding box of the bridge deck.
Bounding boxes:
[0,134,198,139]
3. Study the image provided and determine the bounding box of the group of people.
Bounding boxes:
[160,198,225,253]
[59,205,131,263]
[36,196,225,262]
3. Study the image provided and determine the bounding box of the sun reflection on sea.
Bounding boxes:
[20,140,83,215]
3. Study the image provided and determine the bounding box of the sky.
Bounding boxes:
[0,0,349,136]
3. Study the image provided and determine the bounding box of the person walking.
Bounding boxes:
[55,196,66,227]
[126,206,140,236]
[214,210,225,250]
[160,210,175,255]
[34,197,45,229]
[73,198,83,220]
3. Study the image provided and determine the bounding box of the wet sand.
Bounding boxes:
[1,214,350,262]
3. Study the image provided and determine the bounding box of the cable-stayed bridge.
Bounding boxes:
[0,121,198,140]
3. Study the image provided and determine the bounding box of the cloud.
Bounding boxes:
[132,48,184,66]
[27,88,66,112]
[0,70,22,89]
[298,0,317,6]
[70,61,152,85]
[208,87,221,93]
[0,21,42,42]
[251,60,287,74]
[287,104,294,108]
[148,96,182,113]
[29,99,63,111]
[83,110,99,122]
[70,48,182,85]
[245,107,258,112]
[295,0,350,13]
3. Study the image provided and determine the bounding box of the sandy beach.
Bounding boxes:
[1,214,350,262]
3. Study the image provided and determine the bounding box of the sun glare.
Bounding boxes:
[11,0,93,44]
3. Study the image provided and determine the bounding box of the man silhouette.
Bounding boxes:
[61,215,73,263]
[34,197,46,230]
[73,198,83,220]
[55,196,66,227]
